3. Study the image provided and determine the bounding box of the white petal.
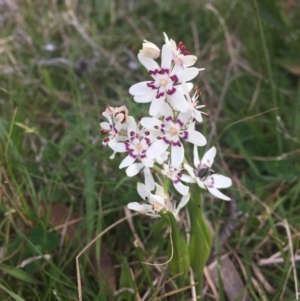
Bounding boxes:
[100,122,110,130]
[149,194,165,207]
[171,143,184,167]
[140,117,162,130]
[144,167,155,191]
[174,181,189,196]
[129,81,154,96]
[119,155,136,169]
[127,202,153,212]
[141,157,154,168]
[181,55,197,67]
[134,91,156,103]
[185,130,207,146]
[146,139,169,159]
[161,44,172,70]
[126,163,144,177]
[109,142,127,152]
[194,110,203,122]
[181,174,196,183]
[176,67,199,83]
[183,163,196,179]
[163,32,170,44]
[109,151,116,159]
[196,178,206,189]
[177,110,192,124]
[193,145,200,167]
[168,89,188,112]
[154,183,165,197]
[181,81,190,97]
[137,183,151,200]
[176,194,190,213]
[102,111,112,123]
[207,187,231,201]
[137,53,160,71]
[169,39,177,53]
[211,174,232,188]
[202,146,216,167]
[149,97,165,116]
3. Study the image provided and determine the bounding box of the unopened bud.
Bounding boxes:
[140,40,160,59]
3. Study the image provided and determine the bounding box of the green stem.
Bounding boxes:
[188,186,212,298]
[252,0,282,153]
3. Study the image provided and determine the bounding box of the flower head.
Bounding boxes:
[163,32,198,69]
[127,183,190,220]
[129,44,200,116]
[184,146,232,200]
[141,111,206,167]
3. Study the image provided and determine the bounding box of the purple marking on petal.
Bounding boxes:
[176,119,184,127]
[140,153,146,159]
[161,128,165,134]
[156,91,165,99]
[170,74,179,83]
[167,87,176,95]
[130,152,137,159]
[181,130,188,140]
[163,137,171,144]
[173,178,180,184]
[149,69,159,75]
[147,82,157,89]
[166,116,172,122]
[125,142,131,151]
[172,140,181,147]
[159,68,169,75]
[206,177,214,188]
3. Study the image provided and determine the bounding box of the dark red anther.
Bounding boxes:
[103,137,109,142]
[130,131,135,136]
[100,129,109,134]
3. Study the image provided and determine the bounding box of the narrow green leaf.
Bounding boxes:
[118,257,136,301]
[160,211,190,276]
[0,264,41,285]
[188,189,212,294]
[0,283,26,301]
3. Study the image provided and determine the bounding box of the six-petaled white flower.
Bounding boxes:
[129,44,201,116]
[163,32,198,70]
[161,163,194,196]
[127,183,190,220]
[141,112,207,167]
[109,120,154,169]
[181,82,209,123]
[184,146,232,201]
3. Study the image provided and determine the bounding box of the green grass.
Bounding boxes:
[0,0,300,300]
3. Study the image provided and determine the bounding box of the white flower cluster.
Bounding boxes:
[100,33,232,220]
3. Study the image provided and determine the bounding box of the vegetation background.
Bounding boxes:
[0,0,299,300]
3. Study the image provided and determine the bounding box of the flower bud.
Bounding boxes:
[139,40,160,59]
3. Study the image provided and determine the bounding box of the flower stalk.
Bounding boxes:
[100,32,233,294]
